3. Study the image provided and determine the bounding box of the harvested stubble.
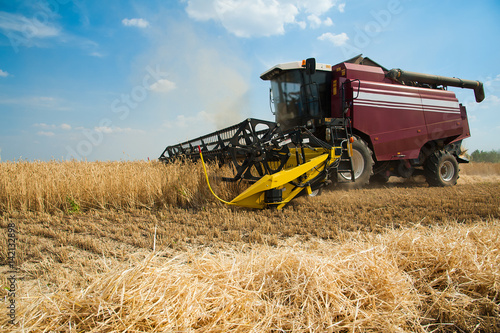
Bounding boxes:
[3,222,499,332]
[2,182,498,267]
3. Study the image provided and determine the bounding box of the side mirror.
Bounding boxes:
[305,58,316,75]
[269,88,275,115]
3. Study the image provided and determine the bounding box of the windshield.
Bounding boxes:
[270,69,331,130]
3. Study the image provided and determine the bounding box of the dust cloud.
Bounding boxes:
[135,16,252,134]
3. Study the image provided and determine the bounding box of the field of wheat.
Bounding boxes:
[1,160,499,332]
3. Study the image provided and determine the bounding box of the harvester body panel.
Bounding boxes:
[331,61,472,161]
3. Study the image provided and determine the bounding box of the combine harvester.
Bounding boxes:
[159,55,484,209]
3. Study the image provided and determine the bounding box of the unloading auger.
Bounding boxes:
[159,118,346,209]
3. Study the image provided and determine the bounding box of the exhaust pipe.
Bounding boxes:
[386,69,485,103]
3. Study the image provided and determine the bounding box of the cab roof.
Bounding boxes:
[260,55,387,81]
[260,61,332,81]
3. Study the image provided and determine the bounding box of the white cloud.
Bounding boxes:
[164,111,211,129]
[0,11,101,54]
[94,126,143,134]
[463,94,500,113]
[185,0,340,37]
[338,3,346,13]
[0,69,9,77]
[482,94,500,108]
[122,18,150,28]
[297,21,307,29]
[318,32,349,46]
[300,0,338,16]
[36,96,56,103]
[0,11,60,38]
[34,123,72,130]
[307,14,333,29]
[307,14,322,29]
[94,126,114,134]
[465,74,500,111]
[90,51,105,57]
[172,115,194,128]
[150,79,176,93]
[34,123,55,129]
[37,131,55,137]
[1,96,71,111]
[484,74,500,91]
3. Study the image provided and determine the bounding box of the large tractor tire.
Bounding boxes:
[424,150,459,187]
[338,137,374,189]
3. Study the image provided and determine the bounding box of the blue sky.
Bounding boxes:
[0,0,499,161]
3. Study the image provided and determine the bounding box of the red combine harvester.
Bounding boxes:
[160,55,484,209]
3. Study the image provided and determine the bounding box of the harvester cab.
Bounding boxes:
[159,55,484,209]
[261,58,334,130]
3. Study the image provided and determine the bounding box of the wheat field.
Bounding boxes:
[1,160,499,332]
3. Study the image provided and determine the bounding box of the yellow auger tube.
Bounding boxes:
[199,146,339,209]
[229,152,333,209]
[198,146,235,206]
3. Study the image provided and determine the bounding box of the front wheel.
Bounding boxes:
[424,150,459,187]
[338,137,374,189]
[308,188,322,197]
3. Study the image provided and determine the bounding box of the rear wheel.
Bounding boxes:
[424,150,459,187]
[338,138,374,189]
